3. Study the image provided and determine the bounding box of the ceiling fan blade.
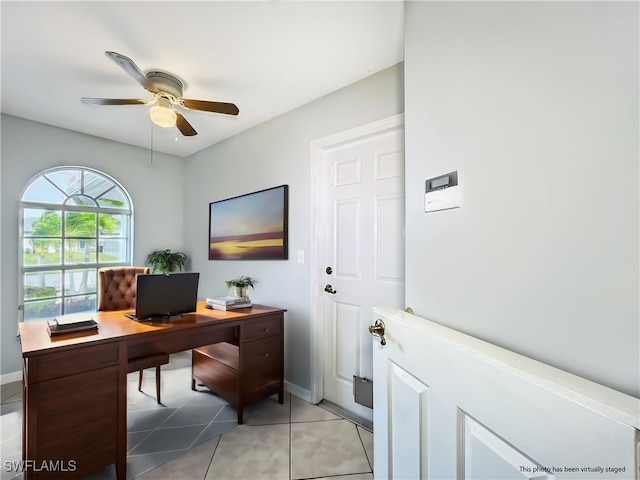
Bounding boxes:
[182,99,239,116]
[176,112,198,136]
[81,97,148,106]
[105,51,160,94]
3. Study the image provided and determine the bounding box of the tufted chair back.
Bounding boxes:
[98,267,150,311]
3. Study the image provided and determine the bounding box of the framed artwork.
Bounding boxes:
[208,185,289,260]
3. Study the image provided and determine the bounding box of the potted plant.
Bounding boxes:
[225,275,257,301]
[146,249,187,274]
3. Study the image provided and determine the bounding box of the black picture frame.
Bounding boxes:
[208,185,289,260]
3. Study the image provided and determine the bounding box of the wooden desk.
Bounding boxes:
[18,302,285,480]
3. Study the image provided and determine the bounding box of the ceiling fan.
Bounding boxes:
[81,51,239,137]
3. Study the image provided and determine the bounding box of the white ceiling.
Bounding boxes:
[1,1,404,158]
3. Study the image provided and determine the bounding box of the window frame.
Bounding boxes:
[19,166,134,321]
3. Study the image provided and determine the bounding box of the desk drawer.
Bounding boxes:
[242,315,282,341]
[27,342,120,383]
[242,335,282,373]
[24,365,120,479]
[242,373,282,404]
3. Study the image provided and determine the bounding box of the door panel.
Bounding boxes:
[376,194,404,281]
[460,413,553,480]
[333,302,361,382]
[335,199,361,278]
[389,362,429,480]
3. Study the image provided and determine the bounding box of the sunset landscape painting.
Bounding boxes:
[209,185,288,260]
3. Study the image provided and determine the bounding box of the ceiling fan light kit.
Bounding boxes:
[80,51,239,137]
[149,98,177,127]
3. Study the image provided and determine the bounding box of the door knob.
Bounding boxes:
[324,284,337,294]
[369,319,386,345]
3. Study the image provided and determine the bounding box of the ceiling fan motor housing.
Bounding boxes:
[146,71,184,102]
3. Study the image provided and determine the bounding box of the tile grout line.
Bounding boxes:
[356,426,373,473]
[201,435,221,480]
[187,405,226,449]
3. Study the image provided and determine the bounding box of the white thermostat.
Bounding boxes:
[425,171,463,212]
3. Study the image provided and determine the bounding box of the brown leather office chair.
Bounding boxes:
[98,266,169,404]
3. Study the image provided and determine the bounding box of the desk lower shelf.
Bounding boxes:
[191,313,284,423]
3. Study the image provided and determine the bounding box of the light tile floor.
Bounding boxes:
[1,352,373,480]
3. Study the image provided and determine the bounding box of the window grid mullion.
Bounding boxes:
[44,174,70,201]
[21,201,131,216]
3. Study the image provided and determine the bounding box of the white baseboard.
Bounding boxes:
[284,380,312,403]
[1,370,22,385]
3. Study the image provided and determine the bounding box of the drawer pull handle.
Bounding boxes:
[264,353,269,357]
[264,328,269,332]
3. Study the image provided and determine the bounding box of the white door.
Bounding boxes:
[371,307,639,479]
[312,115,405,420]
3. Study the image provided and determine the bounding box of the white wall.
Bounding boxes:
[0,115,185,376]
[183,64,404,391]
[404,2,639,397]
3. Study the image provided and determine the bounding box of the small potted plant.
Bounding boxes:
[146,249,187,274]
[225,275,257,301]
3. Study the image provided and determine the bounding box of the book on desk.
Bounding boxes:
[206,297,253,311]
[47,312,98,336]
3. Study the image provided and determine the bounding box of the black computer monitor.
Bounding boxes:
[129,272,199,320]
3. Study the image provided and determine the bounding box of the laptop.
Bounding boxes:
[125,272,199,320]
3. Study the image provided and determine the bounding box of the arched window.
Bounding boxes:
[20,167,133,320]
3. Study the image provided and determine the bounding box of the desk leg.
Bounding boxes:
[116,342,127,480]
[237,406,244,425]
[22,362,26,464]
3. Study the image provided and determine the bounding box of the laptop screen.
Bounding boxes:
[133,272,199,320]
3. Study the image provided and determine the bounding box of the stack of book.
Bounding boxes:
[46,313,98,336]
[206,297,252,311]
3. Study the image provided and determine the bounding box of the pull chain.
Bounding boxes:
[150,123,154,164]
